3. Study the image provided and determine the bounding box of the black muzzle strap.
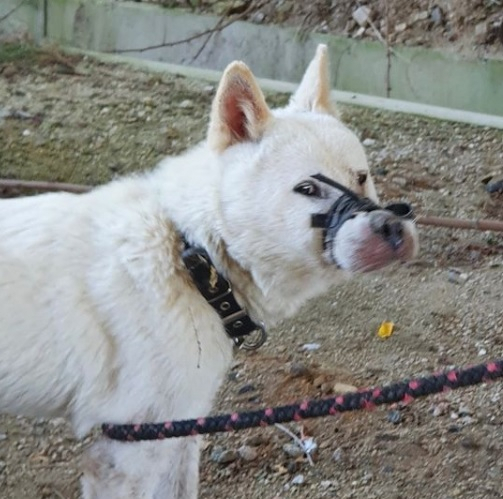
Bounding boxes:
[309,173,414,251]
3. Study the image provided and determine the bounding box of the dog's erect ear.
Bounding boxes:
[208,61,272,152]
[289,44,335,115]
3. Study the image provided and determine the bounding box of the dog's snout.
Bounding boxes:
[370,211,404,251]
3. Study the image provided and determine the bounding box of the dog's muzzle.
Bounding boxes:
[310,173,414,260]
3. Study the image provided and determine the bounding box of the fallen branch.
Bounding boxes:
[0,179,91,194]
[1,179,502,232]
[416,215,503,232]
[110,0,262,55]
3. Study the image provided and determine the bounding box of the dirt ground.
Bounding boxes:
[1,46,503,499]
[153,0,503,58]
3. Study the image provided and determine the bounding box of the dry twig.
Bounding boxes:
[111,0,263,55]
[0,0,26,24]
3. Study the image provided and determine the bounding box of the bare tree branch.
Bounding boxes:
[111,0,263,55]
[0,0,26,24]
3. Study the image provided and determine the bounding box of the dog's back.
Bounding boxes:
[0,192,90,416]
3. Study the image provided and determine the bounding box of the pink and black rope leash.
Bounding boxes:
[102,359,503,441]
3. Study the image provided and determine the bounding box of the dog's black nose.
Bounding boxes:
[370,211,404,251]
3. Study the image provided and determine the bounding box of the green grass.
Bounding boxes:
[0,42,39,64]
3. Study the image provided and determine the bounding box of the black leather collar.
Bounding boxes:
[181,239,267,350]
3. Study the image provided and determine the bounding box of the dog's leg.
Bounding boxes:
[81,437,201,499]
[173,436,200,499]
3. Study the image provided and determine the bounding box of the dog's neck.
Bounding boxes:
[152,148,335,328]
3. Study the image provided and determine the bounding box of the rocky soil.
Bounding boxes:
[146,0,503,58]
[0,46,503,499]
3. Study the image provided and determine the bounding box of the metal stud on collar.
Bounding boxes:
[235,323,268,350]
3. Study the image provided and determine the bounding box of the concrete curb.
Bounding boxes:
[66,48,503,130]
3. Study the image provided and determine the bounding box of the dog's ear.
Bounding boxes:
[208,61,272,152]
[289,44,335,115]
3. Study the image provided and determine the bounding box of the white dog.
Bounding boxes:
[0,45,418,498]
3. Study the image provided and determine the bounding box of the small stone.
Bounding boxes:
[273,463,289,475]
[447,269,468,285]
[430,6,443,26]
[474,22,488,44]
[410,11,429,24]
[478,348,487,356]
[392,176,407,187]
[1,65,17,79]
[320,382,332,395]
[460,437,480,450]
[332,448,343,462]
[498,21,503,45]
[178,99,194,109]
[22,129,31,137]
[362,472,373,485]
[395,22,407,33]
[238,445,258,461]
[387,409,402,424]
[374,166,389,176]
[320,480,333,489]
[0,433,7,442]
[486,179,503,194]
[352,6,371,27]
[431,402,449,417]
[237,384,256,394]
[461,416,475,426]
[211,448,239,465]
[283,443,304,458]
[375,433,400,442]
[458,404,472,417]
[333,382,358,394]
[353,26,366,39]
[362,138,376,147]
[291,474,305,486]
[245,434,268,446]
[250,11,265,23]
[287,461,300,474]
[289,362,309,378]
[302,343,320,351]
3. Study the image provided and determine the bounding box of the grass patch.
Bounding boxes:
[0,42,38,65]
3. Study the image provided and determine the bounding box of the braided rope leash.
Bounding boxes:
[102,359,503,441]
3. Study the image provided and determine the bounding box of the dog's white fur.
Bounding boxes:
[0,45,417,498]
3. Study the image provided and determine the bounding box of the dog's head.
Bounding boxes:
[207,45,417,297]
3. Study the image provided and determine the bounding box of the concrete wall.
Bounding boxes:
[4,0,503,117]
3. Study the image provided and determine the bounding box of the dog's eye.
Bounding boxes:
[293,181,321,197]
[357,172,368,185]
